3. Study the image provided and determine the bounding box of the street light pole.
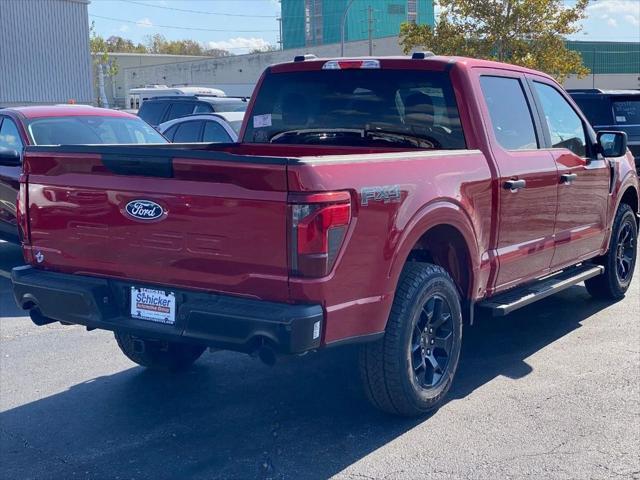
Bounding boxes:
[340,0,357,57]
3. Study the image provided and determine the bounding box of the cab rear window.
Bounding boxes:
[244,69,466,150]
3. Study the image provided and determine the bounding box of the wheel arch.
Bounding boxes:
[387,200,480,302]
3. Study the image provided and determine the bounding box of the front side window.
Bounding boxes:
[534,82,587,157]
[480,76,538,151]
[0,118,24,151]
[244,69,465,150]
[27,116,167,145]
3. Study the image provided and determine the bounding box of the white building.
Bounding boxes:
[0,0,93,106]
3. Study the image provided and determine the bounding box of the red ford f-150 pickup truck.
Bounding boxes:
[10,54,639,416]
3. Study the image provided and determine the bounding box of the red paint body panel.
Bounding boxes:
[16,56,640,346]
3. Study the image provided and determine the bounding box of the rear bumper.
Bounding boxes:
[11,266,324,354]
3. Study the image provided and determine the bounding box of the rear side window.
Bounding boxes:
[166,102,196,122]
[202,121,232,142]
[163,124,178,141]
[194,102,213,114]
[480,76,538,151]
[244,69,465,150]
[138,102,168,126]
[571,96,613,126]
[612,98,640,125]
[533,82,587,157]
[172,120,203,142]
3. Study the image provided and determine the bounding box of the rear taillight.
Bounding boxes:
[289,192,352,278]
[17,174,29,244]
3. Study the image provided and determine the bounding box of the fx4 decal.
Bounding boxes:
[361,185,401,206]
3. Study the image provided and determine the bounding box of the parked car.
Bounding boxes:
[138,95,249,127]
[158,112,243,143]
[11,55,638,417]
[0,105,167,243]
[568,89,640,173]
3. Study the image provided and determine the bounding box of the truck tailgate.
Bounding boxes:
[23,147,290,301]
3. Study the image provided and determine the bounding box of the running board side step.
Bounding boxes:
[478,265,604,316]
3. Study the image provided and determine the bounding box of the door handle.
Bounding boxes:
[560,173,578,185]
[503,179,526,192]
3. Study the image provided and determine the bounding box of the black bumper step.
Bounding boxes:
[478,264,604,316]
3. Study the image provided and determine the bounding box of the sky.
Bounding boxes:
[88,0,640,54]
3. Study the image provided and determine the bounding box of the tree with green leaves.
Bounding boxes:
[399,0,590,81]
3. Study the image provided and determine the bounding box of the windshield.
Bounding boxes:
[27,116,167,145]
[244,69,465,149]
[228,120,243,133]
[213,100,248,113]
[612,97,640,125]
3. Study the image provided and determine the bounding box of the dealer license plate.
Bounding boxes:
[130,287,176,325]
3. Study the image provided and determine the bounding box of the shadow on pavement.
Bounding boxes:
[0,284,616,479]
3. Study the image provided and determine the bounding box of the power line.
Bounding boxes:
[90,14,278,33]
[119,0,278,18]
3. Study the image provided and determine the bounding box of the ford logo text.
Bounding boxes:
[125,200,165,221]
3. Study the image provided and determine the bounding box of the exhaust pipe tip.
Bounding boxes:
[258,345,277,366]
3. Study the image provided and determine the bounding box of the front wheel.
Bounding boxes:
[359,263,463,416]
[114,332,206,372]
[585,203,637,300]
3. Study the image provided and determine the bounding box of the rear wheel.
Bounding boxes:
[359,263,463,416]
[114,332,206,372]
[585,203,637,300]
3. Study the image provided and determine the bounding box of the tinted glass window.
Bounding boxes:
[163,125,178,141]
[0,118,24,150]
[202,121,232,143]
[244,69,465,150]
[612,98,640,125]
[28,116,167,145]
[210,100,248,113]
[571,95,613,126]
[480,76,538,150]
[194,102,213,114]
[166,102,196,121]
[172,121,203,142]
[138,102,168,126]
[534,82,587,157]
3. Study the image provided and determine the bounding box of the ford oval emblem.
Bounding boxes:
[124,200,165,221]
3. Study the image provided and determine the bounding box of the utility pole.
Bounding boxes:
[367,5,374,56]
[340,0,356,56]
[277,16,283,50]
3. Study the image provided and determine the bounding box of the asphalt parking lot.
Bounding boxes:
[1,239,639,480]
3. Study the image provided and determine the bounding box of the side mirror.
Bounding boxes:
[0,148,21,166]
[597,131,627,158]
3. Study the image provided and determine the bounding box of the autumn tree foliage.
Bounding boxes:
[400,0,590,81]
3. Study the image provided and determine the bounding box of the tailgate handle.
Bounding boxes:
[503,179,526,192]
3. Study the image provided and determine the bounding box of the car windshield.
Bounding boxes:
[243,68,465,149]
[612,97,640,125]
[212,100,248,113]
[228,120,243,133]
[27,116,167,145]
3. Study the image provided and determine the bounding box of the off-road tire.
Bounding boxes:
[585,203,637,300]
[359,263,463,416]
[114,332,206,372]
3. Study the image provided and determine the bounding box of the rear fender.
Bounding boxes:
[387,200,481,301]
